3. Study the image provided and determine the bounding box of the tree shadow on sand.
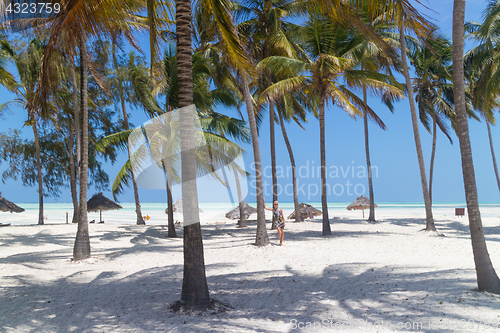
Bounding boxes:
[2,260,500,333]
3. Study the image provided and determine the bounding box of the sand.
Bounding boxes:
[1,210,500,332]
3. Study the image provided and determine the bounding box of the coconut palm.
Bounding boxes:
[452,0,500,293]
[110,38,145,225]
[337,15,403,222]
[235,0,303,226]
[13,0,141,260]
[2,39,53,226]
[466,3,500,194]
[259,15,394,235]
[409,31,455,205]
[380,0,437,231]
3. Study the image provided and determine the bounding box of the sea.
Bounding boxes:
[2,201,500,226]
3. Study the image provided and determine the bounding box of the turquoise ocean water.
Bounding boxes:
[3,201,499,226]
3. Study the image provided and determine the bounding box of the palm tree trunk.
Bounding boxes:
[429,114,437,204]
[399,23,436,231]
[165,158,176,238]
[486,121,500,193]
[319,96,331,235]
[241,74,269,246]
[74,29,90,261]
[112,39,145,225]
[363,84,375,222]
[177,0,210,308]
[32,114,44,225]
[69,53,79,224]
[232,164,247,228]
[278,110,302,222]
[270,101,277,229]
[452,0,500,293]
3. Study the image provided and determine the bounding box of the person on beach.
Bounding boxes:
[265,200,285,246]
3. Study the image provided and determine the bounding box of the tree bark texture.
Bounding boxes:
[73,30,90,261]
[177,0,211,308]
[399,24,436,231]
[452,0,500,293]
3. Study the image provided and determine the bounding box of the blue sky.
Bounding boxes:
[1,0,499,204]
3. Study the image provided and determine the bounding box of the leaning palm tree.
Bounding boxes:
[0,35,16,91]
[452,0,500,294]
[235,0,302,223]
[383,0,437,231]
[338,15,403,222]
[22,0,145,260]
[466,4,500,194]
[110,38,145,225]
[2,39,53,226]
[195,1,270,245]
[409,31,455,204]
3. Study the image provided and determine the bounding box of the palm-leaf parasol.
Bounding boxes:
[347,195,378,218]
[287,203,322,220]
[87,192,122,223]
[0,195,25,213]
[225,202,257,220]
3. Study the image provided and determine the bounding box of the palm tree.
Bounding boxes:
[275,94,310,223]
[452,0,500,294]
[235,0,303,226]
[383,1,437,231]
[3,39,51,225]
[466,3,500,194]
[259,15,390,235]
[409,32,455,204]
[26,0,144,260]
[195,0,270,245]
[338,17,403,222]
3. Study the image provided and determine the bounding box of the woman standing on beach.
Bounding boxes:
[265,200,285,246]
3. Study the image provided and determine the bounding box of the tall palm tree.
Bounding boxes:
[452,0,500,294]
[383,1,436,231]
[235,0,302,226]
[110,37,145,225]
[259,15,393,235]
[275,94,310,222]
[27,0,143,260]
[338,17,403,222]
[176,0,211,307]
[0,35,16,91]
[409,33,455,204]
[3,39,52,225]
[465,2,500,194]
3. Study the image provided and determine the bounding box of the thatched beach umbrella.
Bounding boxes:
[287,203,322,220]
[225,202,257,220]
[347,195,378,218]
[0,195,25,213]
[165,199,203,214]
[87,192,122,223]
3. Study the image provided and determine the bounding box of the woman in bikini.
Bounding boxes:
[265,200,285,246]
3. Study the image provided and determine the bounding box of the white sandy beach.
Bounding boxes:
[1,206,500,332]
